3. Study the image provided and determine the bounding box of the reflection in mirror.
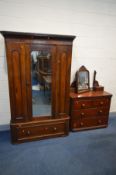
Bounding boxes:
[31,50,52,116]
[78,72,89,90]
[76,65,90,93]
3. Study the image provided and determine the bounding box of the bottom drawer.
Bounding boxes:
[11,119,69,143]
[18,123,66,139]
[71,117,108,131]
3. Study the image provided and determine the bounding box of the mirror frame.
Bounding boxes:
[76,66,90,93]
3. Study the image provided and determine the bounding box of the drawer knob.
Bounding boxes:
[73,123,77,127]
[22,130,25,133]
[27,130,30,135]
[81,104,85,107]
[100,101,104,105]
[81,112,85,116]
[80,122,84,126]
[99,110,103,114]
[98,120,102,124]
[54,127,57,131]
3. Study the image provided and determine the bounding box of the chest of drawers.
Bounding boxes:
[70,91,112,131]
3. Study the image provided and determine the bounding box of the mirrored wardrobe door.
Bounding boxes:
[30,45,55,117]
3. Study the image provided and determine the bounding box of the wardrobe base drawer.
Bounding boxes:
[10,118,69,143]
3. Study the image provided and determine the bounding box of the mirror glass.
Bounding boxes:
[31,50,52,117]
[78,71,89,90]
[76,65,90,93]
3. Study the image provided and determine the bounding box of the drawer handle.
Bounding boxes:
[99,110,103,114]
[100,101,104,105]
[81,104,85,107]
[75,101,79,106]
[81,112,85,117]
[80,122,84,126]
[27,130,31,135]
[53,127,57,131]
[98,120,102,124]
[73,123,77,127]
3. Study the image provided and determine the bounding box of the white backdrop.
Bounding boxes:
[0,0,116,125]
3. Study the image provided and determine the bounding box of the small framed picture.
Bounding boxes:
[76,66,90,93]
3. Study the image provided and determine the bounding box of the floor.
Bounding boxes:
[0,115,116,175]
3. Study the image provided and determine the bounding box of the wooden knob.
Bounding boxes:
[81,112,85,116]
[99,110,103,114]
[100,101,104,105]
[80,122,84,126]
[98,120,102,124]
[81,104,85,107]
[54,127,57,131]
[76,101,78,105]
[73,123,77,127]
[27,130,30,135]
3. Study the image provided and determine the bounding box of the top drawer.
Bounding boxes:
[72,97,110,110]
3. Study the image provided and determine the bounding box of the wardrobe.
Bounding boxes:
[1,31,75,143]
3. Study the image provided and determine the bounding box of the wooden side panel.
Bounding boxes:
[12,50,22,116]
[25,45,32,120]
[53,46,72,117]
[59,52,67,113]
[6,42,28,122]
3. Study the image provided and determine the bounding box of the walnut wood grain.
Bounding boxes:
[1,31,75,143]
[70,91,112,131]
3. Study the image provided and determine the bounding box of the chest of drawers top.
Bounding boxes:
[70,91,112,100]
